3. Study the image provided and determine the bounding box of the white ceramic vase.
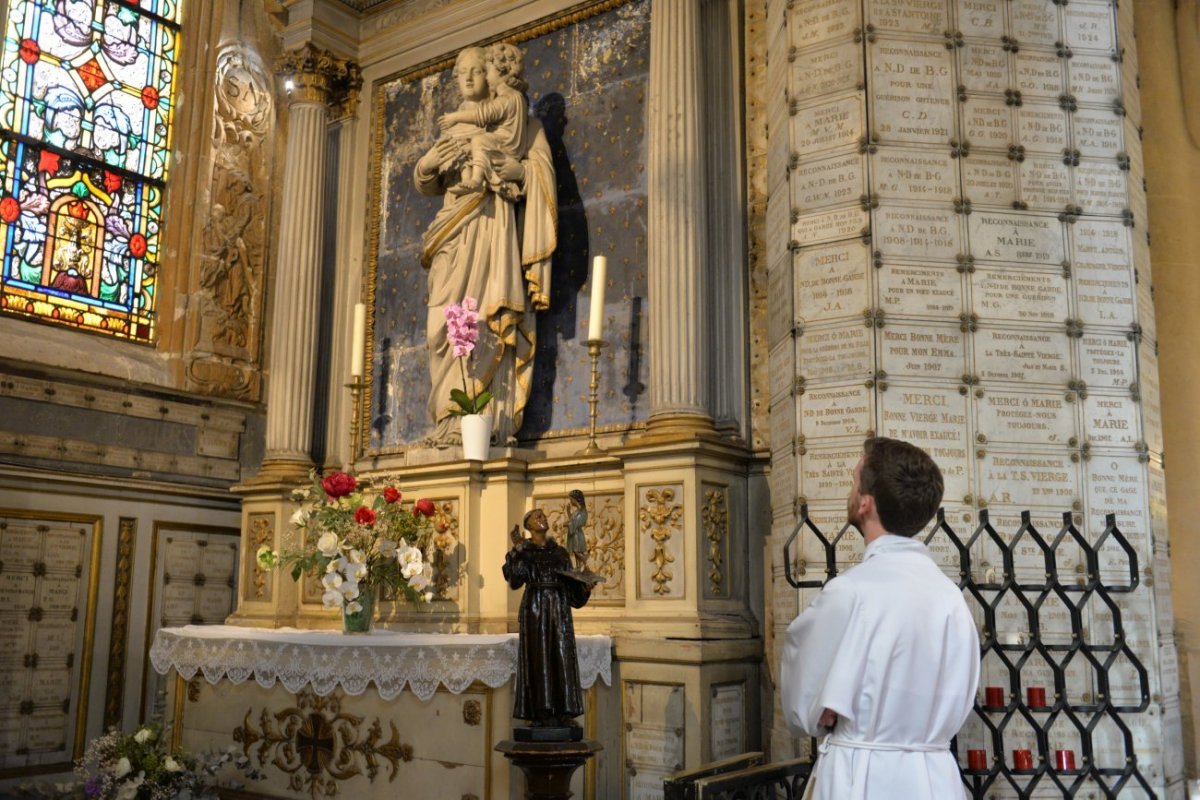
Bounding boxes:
[461,414,491,461]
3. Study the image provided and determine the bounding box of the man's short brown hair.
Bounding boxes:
[860,437,944,536]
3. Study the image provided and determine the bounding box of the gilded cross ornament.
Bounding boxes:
[639,487,683,596]
[233,688,413,798]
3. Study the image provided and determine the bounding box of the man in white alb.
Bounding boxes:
[781,437,980,799]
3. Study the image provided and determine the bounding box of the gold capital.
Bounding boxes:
[276,43,362,117]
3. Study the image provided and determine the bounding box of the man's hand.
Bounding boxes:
[818,708,837,729]
[509,524,522,548]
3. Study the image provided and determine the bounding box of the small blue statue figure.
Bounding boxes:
[566,489,588,570]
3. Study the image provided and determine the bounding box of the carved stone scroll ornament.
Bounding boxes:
[232,688,413,799]
[638,487,684,596]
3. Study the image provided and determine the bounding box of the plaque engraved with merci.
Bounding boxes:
[978,390,1075,446]
[1015,51,1065,98]
[1079,334,1134,387]
[957,0,1006,37]
[791,152,865,212]
[972,268,1068,323]
[791,96,865,157]
[1019,157,1072,210]
[958,43,1009,94]
[963,96,1013,147]
[789,0,860,50]
[1011,0,1060,45]
[868,0,948,35]
[870,41,954,144]
[875,206,961,260]
[794,207,870,245]
[880,325,965,379]
[0,526,39,568]
[799,384,873,439]
[975,328,1070,383]
[796,242,869,324]
[969,212,1064,265]
[872,148,956,202]
[980,451,1080,508]
[878,387,970,498]
[791,41,864,102]
[798,324,874,381]
[1016,103,1069,153]
[1084,394,1140,447]
[878,264,962,317]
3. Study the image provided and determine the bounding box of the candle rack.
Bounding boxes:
[782,507,1155,799]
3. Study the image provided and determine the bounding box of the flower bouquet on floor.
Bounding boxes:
[256,471,437,632]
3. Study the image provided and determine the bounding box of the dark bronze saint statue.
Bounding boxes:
[503,507,600,741]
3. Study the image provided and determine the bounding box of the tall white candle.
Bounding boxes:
[586,255,607,341]
[350,302,366,378]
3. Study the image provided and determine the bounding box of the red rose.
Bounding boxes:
[354,506,377,526]
[321,471,357,498]
[383,486,401,504]
[413,498,436,517]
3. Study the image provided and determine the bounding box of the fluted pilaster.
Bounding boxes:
[646,0,714,433]
[259,46,360,479]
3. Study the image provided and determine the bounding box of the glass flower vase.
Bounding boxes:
[342,584,376,634]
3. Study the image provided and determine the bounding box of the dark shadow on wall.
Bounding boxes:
[521,92,587,441]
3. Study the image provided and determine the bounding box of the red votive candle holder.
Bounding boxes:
[1012,749,1034,770]
[1026,686,1047,707]
[1055,749,1077,771]
[984,686,1006,708]
[967,749,988,770]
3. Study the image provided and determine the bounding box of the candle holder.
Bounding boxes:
[346,374,364,464]
[578,338,608,456]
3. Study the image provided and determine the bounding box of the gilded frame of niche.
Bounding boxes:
[534,490,626,606]
[173,675,498,799]
[359,0,642,459]
[103,517,138,731]
[0,509,102,780]
[139,522,240,722]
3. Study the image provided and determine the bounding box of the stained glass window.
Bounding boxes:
[0,0,181,343]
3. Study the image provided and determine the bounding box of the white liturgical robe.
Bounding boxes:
[781,534,980,800]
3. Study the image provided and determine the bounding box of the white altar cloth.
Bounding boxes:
[150,625,613,702]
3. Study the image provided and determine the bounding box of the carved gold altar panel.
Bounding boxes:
[636,484,684,600]
[140,523,240,721]
[541,491,625,605]
[0,510,100,777]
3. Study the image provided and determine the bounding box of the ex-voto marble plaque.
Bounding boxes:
[790,40,864,102]
[800,444,865,502]
[879,324,965,379]
[868,0,948,35]
[870,40,954,144]
[871,148,956,203]
[791,152,865,213]
[962,157,1019,207]
[797,324,874,382]
[798,384,873,440]
[878,263,962,317]
[977,389,1076,446]
[969,211,1064,265]
[795,241,870,325]
[956,0,1006,38]
[1015,50,1065,98]
[1074,161,1127,215]
[878,385,971,500]
[971,267,1068,323]
[1016,103,1070,153]
[874,206,960,260]
[979,450,1080,509]
[958,43,1009,94]
[1086,456,1147,532]
[1078,334,1135,388]
[793,207,870,245]
[1019,157,1073,210]
[1084,394,1140,448]
[789,0,860,50]
[1070,55,1121,104]
[1065,3,1116,51]
[1072,110,1124,157]
[975,327,1071,384]
[1011,0,1061,45]
[963,96,1014,149]
[791,95,865,156]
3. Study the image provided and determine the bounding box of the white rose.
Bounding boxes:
[114,756,132,778]
[316,532,340,557]
[163,757,182,772]
[322,589,344,609]
[133,727,154,744]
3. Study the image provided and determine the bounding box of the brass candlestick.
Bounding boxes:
[346,374,364,465]
[578,338,607,455]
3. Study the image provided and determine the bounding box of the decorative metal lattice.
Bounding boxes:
[782,506,1154,799]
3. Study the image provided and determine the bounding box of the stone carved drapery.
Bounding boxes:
[186,47,276,401]
[638,485,684,598]
[544,493,625,604]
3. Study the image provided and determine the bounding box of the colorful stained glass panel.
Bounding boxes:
[0,134,159,340]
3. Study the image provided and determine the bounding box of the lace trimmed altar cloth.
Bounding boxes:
[150,625,613,702]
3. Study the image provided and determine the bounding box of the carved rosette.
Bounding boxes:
[233,688,413,799]
[638,485,685,598]
[545,493,625,604]
[701,485,729,597]
[276,43,363,117]
[246,514,274,601]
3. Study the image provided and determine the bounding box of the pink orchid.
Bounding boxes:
[444,298,479,358]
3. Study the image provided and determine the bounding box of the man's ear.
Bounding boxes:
[858,492,878,522]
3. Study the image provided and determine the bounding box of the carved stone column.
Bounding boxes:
[645,0,714,434]
[258,45,360,480]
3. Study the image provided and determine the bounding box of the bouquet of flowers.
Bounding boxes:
[16,724,254,799]
[445,297,492,415]
[256,471,437,615]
